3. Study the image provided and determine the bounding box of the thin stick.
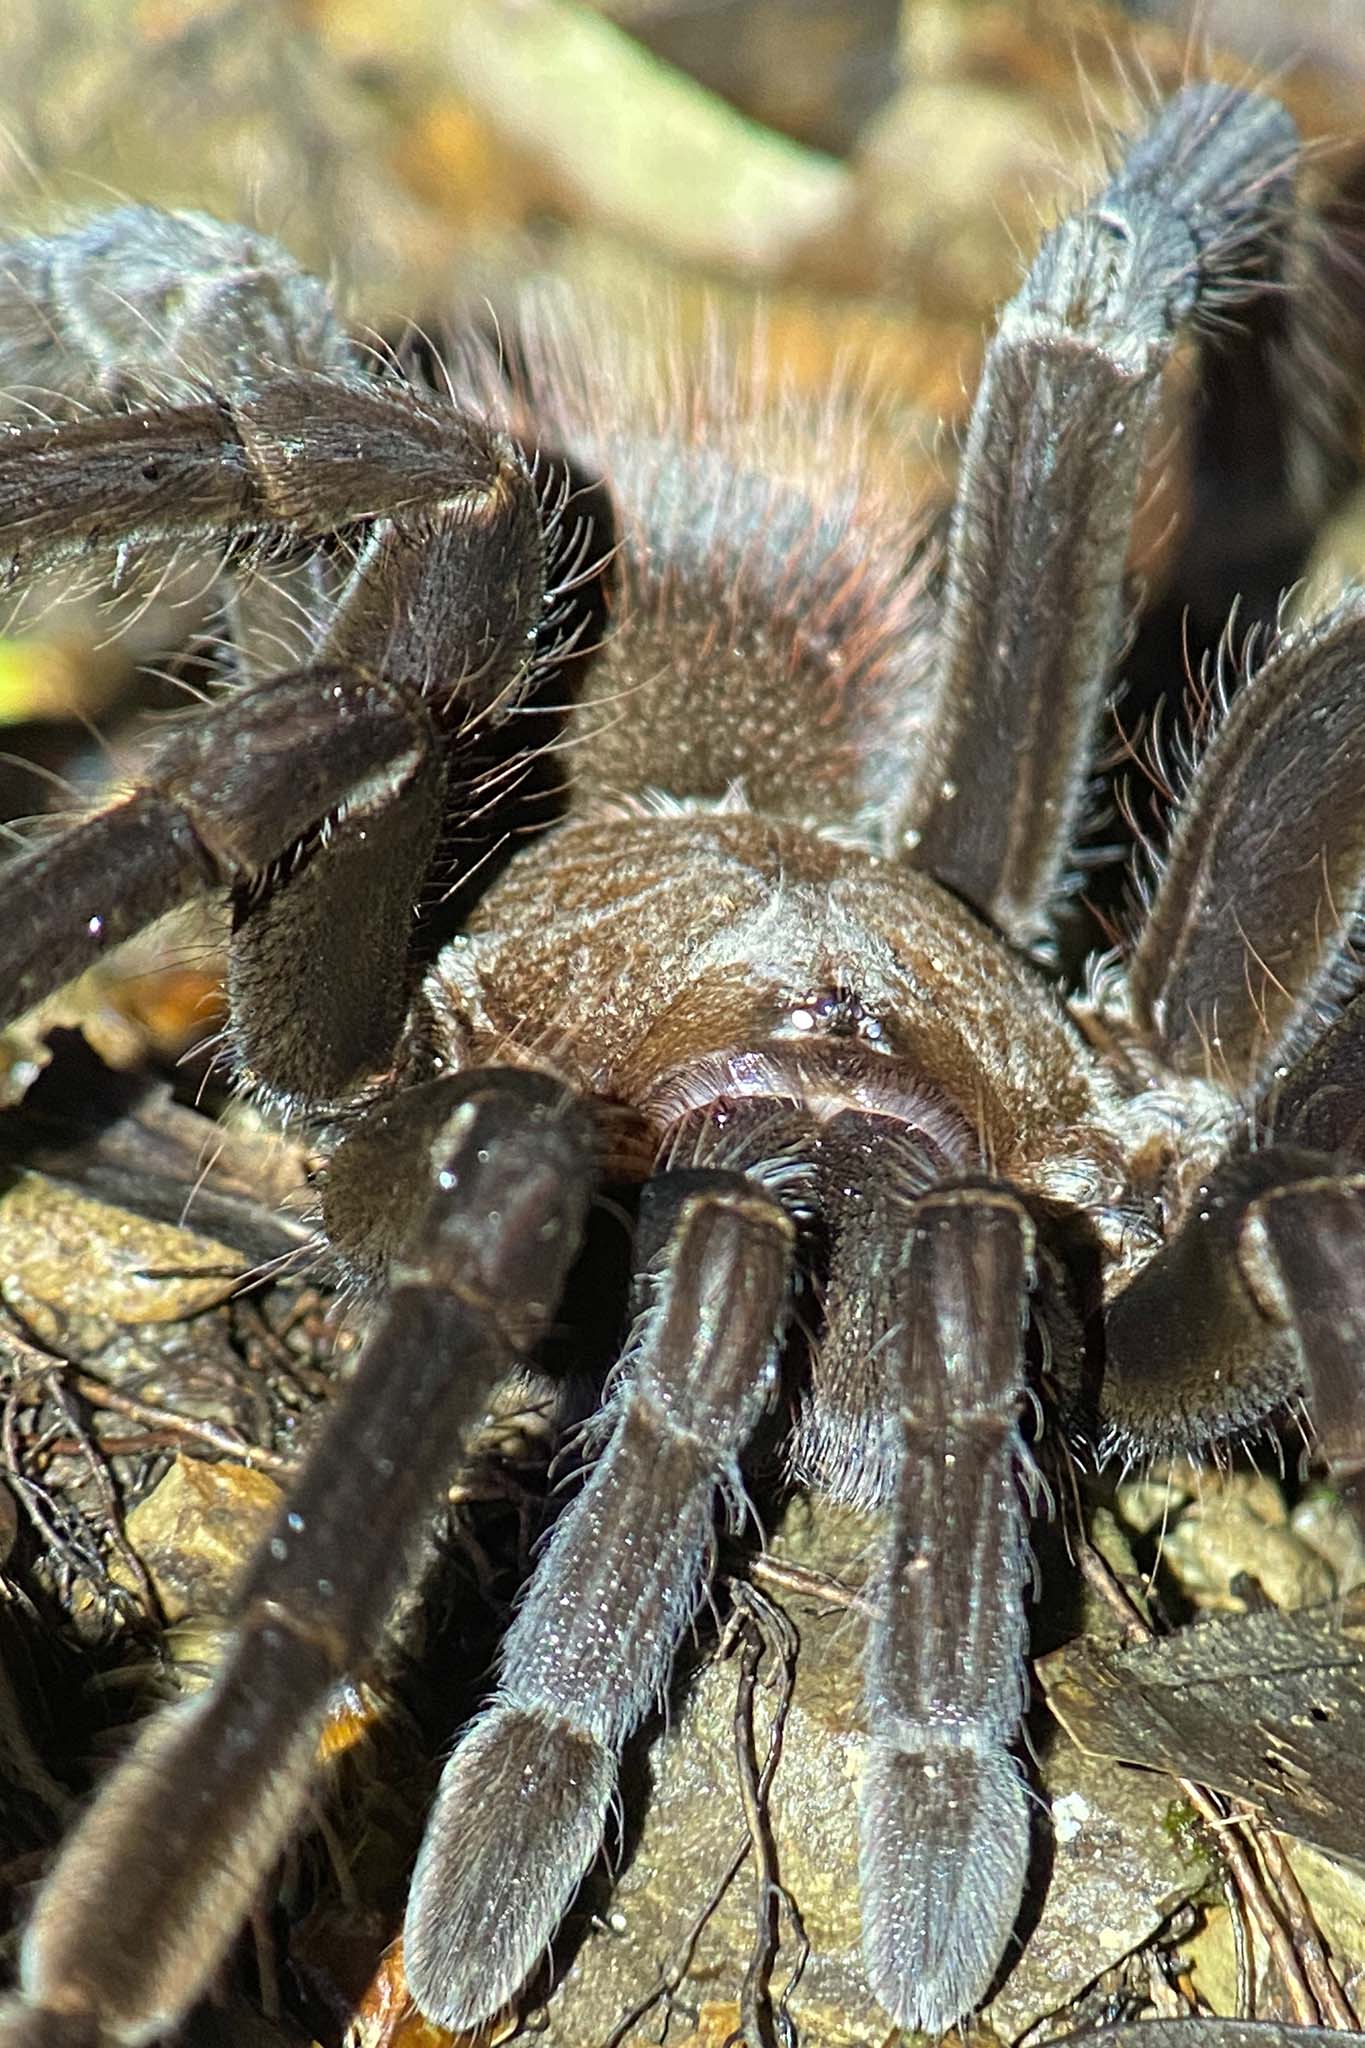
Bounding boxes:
[1256,1826,1358,2030]
[724,1585,807,2048]
[1226,1865,1255,2021]
[1076,1537,1324,2028]
[744,1551,872,1617]
[70,1373,299,1476]
[48,1377,161,1626]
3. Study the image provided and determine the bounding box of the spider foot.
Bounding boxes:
[404,1706,615,2029]
[859,1737,1031,2033]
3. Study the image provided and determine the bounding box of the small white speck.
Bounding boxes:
[1053,1791,1090,1843]
[86,915,104,939]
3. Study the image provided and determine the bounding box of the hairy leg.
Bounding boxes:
[1124,596,1365,1093]
[899,84,1299,948]
[860,1180,1038,2030]
[405,1161,796,2029]
[1098,1148,1365,1482]
[0,410,547,1109]
[0,1069,594,2048]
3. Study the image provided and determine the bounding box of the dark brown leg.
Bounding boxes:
[1098,1148,1365,1480]
[2,1068,595,2048]
[0,403,549,1110]
[1264,987,1365,1159]
[899,85,1298,949]
[226,472,548,1110]
[0,374,531,583]
[1125,597,1365,1091]
[0,207,354,417]
[859,1181,1038,2030]
[0,665,443,1106]
[404,1162,795,2031]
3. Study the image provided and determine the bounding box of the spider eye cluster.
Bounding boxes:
[784,985,886,1043]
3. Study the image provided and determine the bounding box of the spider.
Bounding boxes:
[1,77,1364,2048]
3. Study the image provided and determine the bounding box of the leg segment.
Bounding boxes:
[224,478,548,1111]
[1,1069,595,2048]
[0,207,353,418]
[404,1164,795,2030]
[1126,596,1365,1092]
[0,665,444,1105]
[0,401,548,1109]
[860,1181,1038,2031]
[898,85,1298,947]
[0,373,529,585]
[1097,1149,1365,1478]
[1265,987,1365,1159]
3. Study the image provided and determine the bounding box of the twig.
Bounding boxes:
[1225,1865,1255,2021]
[1256,1827,1358,2030]
[2,1384,116,1604]
[724,1583,807,2048]
[601,1841,750,2048]
[603,1583,807,2048]
[70,1373,299,1476]
[48,1376,161,1626]
[1076,1536,1328,2029]
[744,1551,871,1617]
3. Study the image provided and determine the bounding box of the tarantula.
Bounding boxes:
[0,78,1363,2047]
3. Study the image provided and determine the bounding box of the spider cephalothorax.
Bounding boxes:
[1,80,1364,2047]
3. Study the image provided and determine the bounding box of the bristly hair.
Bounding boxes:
[449,286,944,850]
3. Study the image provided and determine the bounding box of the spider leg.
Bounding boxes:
[403,1163,795,2031]
[223,479,547,1111]
[1097,1148,1365,1479]
[899,83,1299,947]
[1125,594,1365,1092]
[1265,986,1365,1158]
[1119,157,1365,728]
[0,205,387,689]
[0,371,524,585]
[0,207,353,418]
[860,1181,1037,2031]
[0,1069,594,2048]
[0,662,439,1070]
[0,421,545,1108]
